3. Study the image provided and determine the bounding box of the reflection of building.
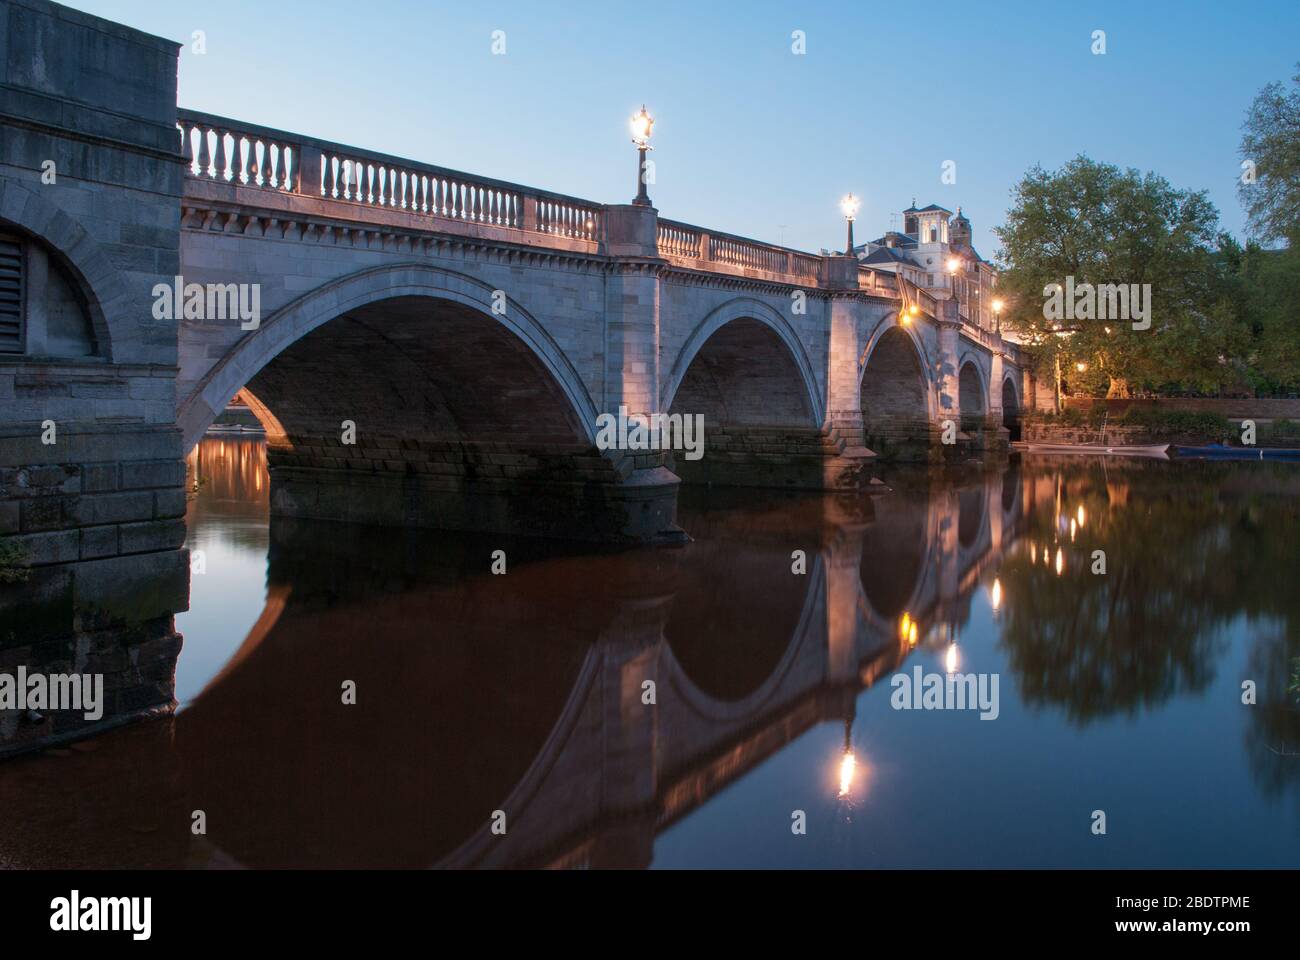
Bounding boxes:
[854,201,1000,331]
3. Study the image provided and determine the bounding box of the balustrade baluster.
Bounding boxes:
[270,145,284,190]
[210,130,228,182]
[196,127,212,178]
[243,141,258,186]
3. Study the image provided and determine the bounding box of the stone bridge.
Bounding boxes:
[0,465,1038,866]
[0,1,1033,754]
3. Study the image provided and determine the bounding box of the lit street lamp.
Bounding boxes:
[630,105,654,206]
[992,297,1004,334]
[946,256,964,316]
[840,193,860,255]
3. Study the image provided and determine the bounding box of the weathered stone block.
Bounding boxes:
[120,459,185,490]
[65,491,154,526]
[117,518,186,554]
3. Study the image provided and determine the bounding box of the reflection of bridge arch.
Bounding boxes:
[660,555,825,722]
[958,485,988,550]
[859,504,931,621]
[178,263,600,452]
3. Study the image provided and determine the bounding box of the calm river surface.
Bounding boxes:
[3,436,1299,868]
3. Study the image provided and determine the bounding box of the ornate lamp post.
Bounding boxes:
[630,106,654,206]
[840,193,860,255]
[946,256,966,319]
[992,297,1004,334]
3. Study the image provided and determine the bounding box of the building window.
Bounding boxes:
[0,233,24,353]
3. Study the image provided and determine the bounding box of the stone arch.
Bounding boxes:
[1001,373,1022,441]
[662,297,822,427]
[178,263,599,451]
[0,181,128,360]
[858,320,933,454]
[958,356,987,423]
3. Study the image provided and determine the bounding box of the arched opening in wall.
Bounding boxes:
[859,325,929,459]
[668,317,818,487]
[219,294,620,538]
[958,486,985,549]
[1002,377,1021,442]
[958,361,985,430]
[0,227,98,358]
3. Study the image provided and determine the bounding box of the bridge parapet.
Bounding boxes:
[178,109,605,246]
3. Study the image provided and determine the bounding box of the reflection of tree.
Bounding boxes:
[1244,629,1300,807]
[999,464,1300,729]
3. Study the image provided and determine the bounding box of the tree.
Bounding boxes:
[994,156,1224,398]
[1239,63,1300,247]
[1238,67,1300,394]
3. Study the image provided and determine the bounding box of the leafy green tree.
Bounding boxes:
[995,156,1223,398]
[1239,63,1300,246]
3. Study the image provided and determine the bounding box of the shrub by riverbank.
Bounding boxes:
[1025,406,1234,445]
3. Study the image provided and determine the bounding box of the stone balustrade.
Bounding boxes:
[179,110,1000,313]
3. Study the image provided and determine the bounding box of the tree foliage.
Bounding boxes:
[1239,63,1300,246]
[994,156,1225,397]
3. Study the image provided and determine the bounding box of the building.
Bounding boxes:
[853,201,1001,332]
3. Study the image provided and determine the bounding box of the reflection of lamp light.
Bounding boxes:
[990,577,1002,611]
[837,717,860,799]
[1077,505,1086,528]
[838,749,857,798]
[945,641,959,674]
[1055,548,1064,576]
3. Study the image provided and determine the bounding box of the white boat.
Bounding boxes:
[1012,441,1171,460]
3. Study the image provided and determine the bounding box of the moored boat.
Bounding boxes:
[1173,444,1300,461]
[1011,441,1171,459]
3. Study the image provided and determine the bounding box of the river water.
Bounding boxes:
[2,435,1298,868]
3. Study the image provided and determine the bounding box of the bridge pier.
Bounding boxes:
[0,2,189,757]
[265,443,685,545]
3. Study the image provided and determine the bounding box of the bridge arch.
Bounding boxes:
[0,182,127,359]
[1002,373,1022,441]
[859,319,933,453]
[178,263,600,451]
[958,356,987,423]
[662,297,822,428]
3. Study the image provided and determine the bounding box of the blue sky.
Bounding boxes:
[67,0,1300,257]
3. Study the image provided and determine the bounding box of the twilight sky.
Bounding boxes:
[66,0,1300,257]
